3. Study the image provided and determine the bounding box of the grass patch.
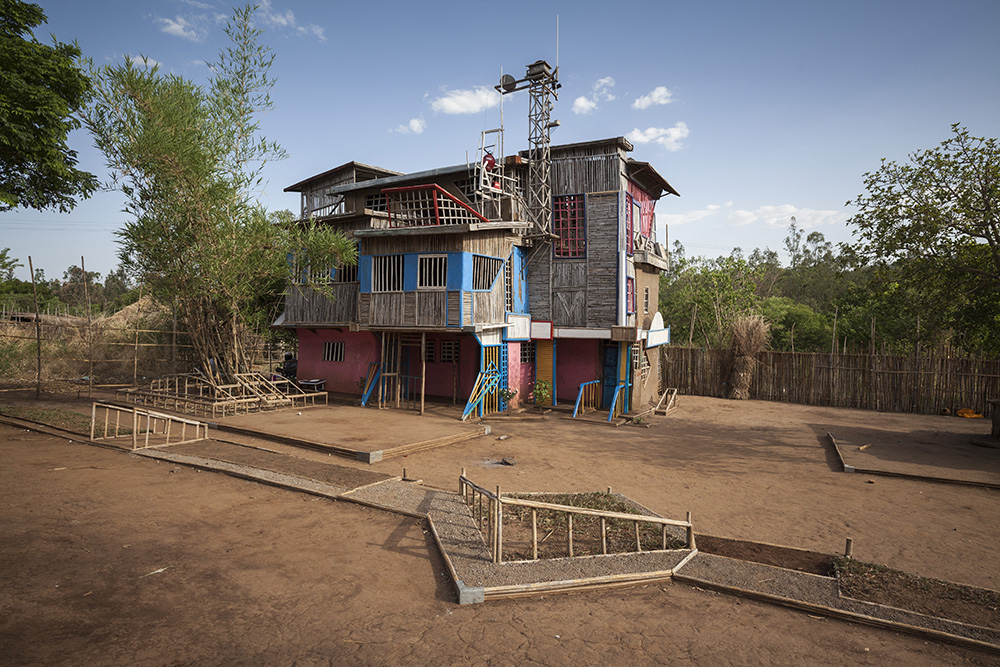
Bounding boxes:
[0,405,93,434]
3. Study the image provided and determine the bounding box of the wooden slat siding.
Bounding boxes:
[364,234,464,255]
[471,272,507,325]
[585,192,619,328]
[416,291,446,327]
[464,231,518,258]
[369,293,406,327]
[359,293,371,324]
[463,292,473,326]
[447,291,461,326]
[551,259,586,327]
[660,347,1000,417]
[284,284,358,325]
[551,154,620,196]
[404,292,416,325]
[362,230,514,257]
[527,247,552,321]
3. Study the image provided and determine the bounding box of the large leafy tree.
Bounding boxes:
[0,0,97,211]
[84,5,354,377]
[847,125,1000,352]
[659,243,764,348]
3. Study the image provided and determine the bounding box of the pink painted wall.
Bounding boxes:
[507,341,530,409]
[420,334,464,401]
[459,335,478,398]
[554,338,601,403]
[296,329,379,394]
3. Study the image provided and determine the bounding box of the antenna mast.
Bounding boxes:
[496,59,560,239]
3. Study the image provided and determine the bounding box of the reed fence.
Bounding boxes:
[660,346,1000,416]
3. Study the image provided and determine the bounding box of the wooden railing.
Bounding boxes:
[90,402,208,450]
[384,184,490,227]
[572,380,601,418]
[607,382,627,421]
[461,362,500,421]
[458,472,695,564]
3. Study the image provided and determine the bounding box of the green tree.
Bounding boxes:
[0,0,98,212]
[761,296,831,352]
[660,243,764,348]
[0,247,22,280]
[847,125,1000,352]
[84,5,354,377]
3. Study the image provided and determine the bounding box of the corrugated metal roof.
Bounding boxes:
[283,161,403,193]
[626,159,680,198]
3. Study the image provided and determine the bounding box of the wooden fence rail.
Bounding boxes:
[660,347,1000,416]
[459,471,694,564]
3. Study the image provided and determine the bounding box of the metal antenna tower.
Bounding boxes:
[496,60,560,238]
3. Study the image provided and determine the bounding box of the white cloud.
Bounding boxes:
[297,24,325,40]
[727,205,846,229]
[572,96,597,115]
[156,15,206,42]
[430,87,500,114]
[258,1,326,41]
[626,122,690,151]
[632,86,674,110]
[572,76,616,115]
[131,55,163,69]
[393,117,426,134]
[181,0,215,9]
[660,202,734,227]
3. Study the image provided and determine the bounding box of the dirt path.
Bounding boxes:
[1,426,992,666]
[358,397,998,591]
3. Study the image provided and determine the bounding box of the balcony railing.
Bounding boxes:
[384,184,490,228]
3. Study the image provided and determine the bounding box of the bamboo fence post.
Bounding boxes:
[845,537,854,558]
[567,513,574,557]
[132,408,138,450]
[662,524,668,550]
[81,257,94,397]
[420,332,426,415]
[531,509,538,560]
[460,467,466,495]
[90,402,96,441]
[496,485,503,564]
[27,257,41,399]
[601,518,607,555]
[635,521,641,552]
[686,511,696,550]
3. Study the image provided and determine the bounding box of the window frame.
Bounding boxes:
[417,254,448,291]
[553,193,586,258]
[439,340,459,363]
[371,254,404,292]
[520,341,535,365]
[323,341,345,362]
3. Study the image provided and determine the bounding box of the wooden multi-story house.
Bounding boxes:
[279,136,677,419]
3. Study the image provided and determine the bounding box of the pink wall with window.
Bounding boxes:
[554,338,600,402]
[296,329,379,394]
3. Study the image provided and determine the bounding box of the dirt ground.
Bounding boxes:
[1,393,999,665]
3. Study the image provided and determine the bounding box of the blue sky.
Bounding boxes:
[3,0,999,281]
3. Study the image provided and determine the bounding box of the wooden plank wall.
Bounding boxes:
[285,284,358,324]
[586,192,619,328]
[660,346,1000,416]
[551,259,586,326]
[551,154,620,196]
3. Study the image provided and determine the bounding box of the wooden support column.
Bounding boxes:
[531,509,538,560]
[420,332,426,415]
